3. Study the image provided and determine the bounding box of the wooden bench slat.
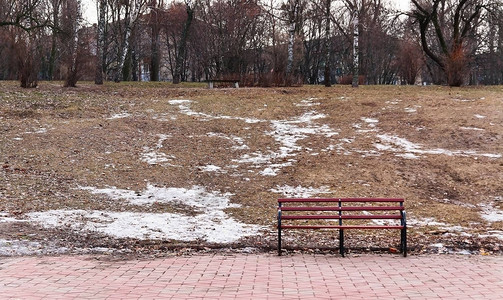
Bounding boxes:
[279,198,404,203]
[280,215,402,220]
[280,206,404,211]
[281,225,404,230]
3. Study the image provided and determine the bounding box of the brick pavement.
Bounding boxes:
[1,253,502,299]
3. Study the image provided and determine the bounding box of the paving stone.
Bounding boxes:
[1,254,503,298]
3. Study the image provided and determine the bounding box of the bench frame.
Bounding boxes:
[277,198,407,257]
[206,79,239,89]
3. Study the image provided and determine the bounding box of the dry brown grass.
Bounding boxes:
[1,81,502,255]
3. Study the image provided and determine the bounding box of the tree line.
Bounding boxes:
[1,0,502,88]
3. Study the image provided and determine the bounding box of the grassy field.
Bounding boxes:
[1,81,502,256]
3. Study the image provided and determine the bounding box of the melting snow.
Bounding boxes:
[169,99,262,124]
[376,134,501,159]
[270,185,331,198]
[233,111,337,176]
[460,127,484,131]
[141,134,176,165]
[27,185,262,244]
[479,203,503,222]
[295,98,320,107]
[200,165,224,173]
[108,112,131,119]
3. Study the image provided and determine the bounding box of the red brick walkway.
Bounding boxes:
[1,254,502,299]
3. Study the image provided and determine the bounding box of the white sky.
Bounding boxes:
[82,0,411,25]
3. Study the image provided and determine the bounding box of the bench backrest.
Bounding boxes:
[278,198,405,227]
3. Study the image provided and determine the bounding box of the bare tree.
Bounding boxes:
[410,0,489,86]
[173,0,196,84]
[0,0,52,31]
[95,0,106,84]
[323,0,331,87]
[60,0,82,87]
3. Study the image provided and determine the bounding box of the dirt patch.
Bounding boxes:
[1,82,502,257]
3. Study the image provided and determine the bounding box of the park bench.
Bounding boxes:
[206,79,240,89]
[277,198,407,257]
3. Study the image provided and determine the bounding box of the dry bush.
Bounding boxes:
[16,38,40,88]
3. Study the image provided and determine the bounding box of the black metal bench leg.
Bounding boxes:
[340,229,344,257]
[403,228,407,257]
[278,227,282,256]
[278,209,282,256]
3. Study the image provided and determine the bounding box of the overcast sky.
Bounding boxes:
[82,0,411,25]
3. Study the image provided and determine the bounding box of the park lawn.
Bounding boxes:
[0,81,502,256]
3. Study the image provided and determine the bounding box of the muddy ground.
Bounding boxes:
[0,81,502,257]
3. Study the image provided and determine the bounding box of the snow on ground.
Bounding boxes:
[0,239,70,256]
[479,202,503,223]
[460,126,485,131]
[375,134,501,159]
[169,99,339,176]
[107,112,131,119]
[199,164,225,173]
[169,100,262,124]
[235,111,338,176]
[270,185,331,198]
[25,185,263,244]
[141,134,177,166]
[295,98,320,107]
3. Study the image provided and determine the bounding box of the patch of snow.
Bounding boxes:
[455,249,473,255]
[404,107,417,113]
[0,213,25,223]
[474,114,486,119]
[408,217,468,233]
[479,203,503,222]
[233,111,337,176]
[396,153,420,159]
[200,165,224,173]
[141,149,176,165]
[430,243,444,248]
[169,99,262,124]
[479,230,503,240]
[361,117,379,124]
[0,239,66,256]
[460,127,484,131]
[270,185,331,198]
[375,134,501,159]
[30,185,263,244]
[13,137,23,141]
[295,98,320,107]
[152,113,176,121]
[260,167,278,176]
[108,112,131,120]
[24,127,52,134]
[155,134,170,148]
[79,184,236,210]
[141,134,176,165]
[28,210,261,244]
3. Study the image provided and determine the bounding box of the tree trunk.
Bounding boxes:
[324,0,331,87]
[95,0,106,84]
[287,19,295,75]
[150,21,160,81]
[114,3,131,83]
[351,8,359,88]
[173,4,194,84]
